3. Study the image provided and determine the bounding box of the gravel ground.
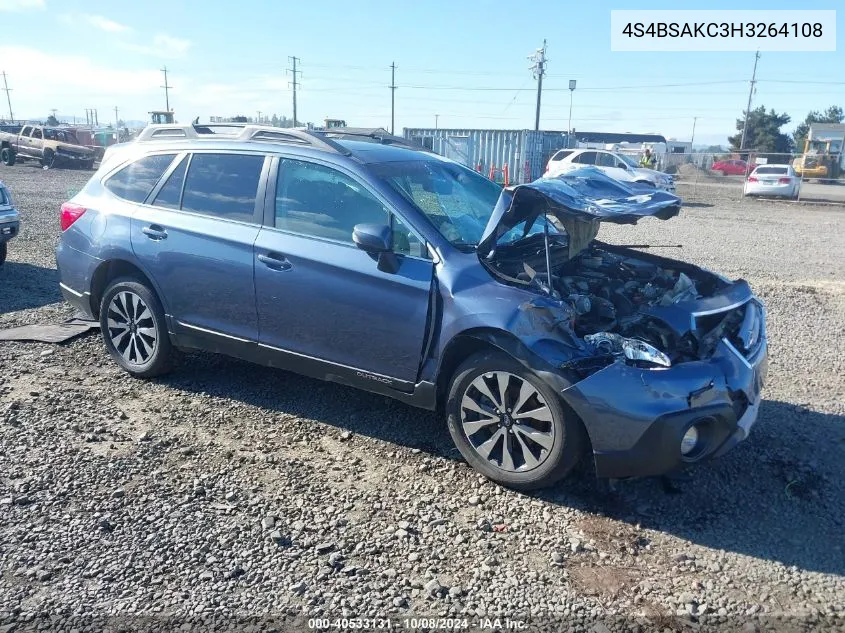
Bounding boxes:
[1,165,844,632]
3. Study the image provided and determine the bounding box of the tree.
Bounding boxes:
[728,106,793,155]
[46,114,59,126]
[793,105,844,150]
[271,114,279,127]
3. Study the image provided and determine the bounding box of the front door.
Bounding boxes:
[254,157,433,383]
[129,151,268,341]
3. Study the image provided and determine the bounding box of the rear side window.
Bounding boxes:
[152,156,188,209]
[275,159,389,242]
[181,153,264,222]
[551,150,573,161]
[105,154,176,203]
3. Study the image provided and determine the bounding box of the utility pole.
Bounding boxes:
[161,66,172,113]
[114,106,119,131]
[389,62,397,135]
[1,71,13,122]
[288,56,300,126]
[529,40,547,132]
[690,116,698,148]
[567,79,577,136]
[739,51,760,152]
[435,114,439,130]
[94,109,99,126]
[256,110,262,124]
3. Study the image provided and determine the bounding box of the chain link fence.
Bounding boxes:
[668,152,845,206]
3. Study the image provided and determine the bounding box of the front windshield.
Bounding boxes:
[372,159,503,247]
[618,153,638,168]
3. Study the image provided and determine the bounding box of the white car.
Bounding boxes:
[544,149,675,192]
[743,164,799,199]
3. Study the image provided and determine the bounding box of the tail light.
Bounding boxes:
[747,176,758,183]
[60,202,87,231]
[778,177,791,184]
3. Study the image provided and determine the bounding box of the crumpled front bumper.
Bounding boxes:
[562,332,768,479]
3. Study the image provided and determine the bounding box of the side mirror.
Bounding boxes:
[352,223,391,253]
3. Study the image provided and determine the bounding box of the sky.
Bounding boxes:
[0,0,842,147]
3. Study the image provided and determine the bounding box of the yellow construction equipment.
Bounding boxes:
[792,123,844,182]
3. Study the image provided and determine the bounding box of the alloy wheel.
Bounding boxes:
[460,371,555,473]
[106,291,158,366]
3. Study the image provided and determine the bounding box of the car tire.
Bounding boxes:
[0,242,6,266]
[99,277,173,378]
[1,147,15,166]
[446,351,584,490]
[84,160,95,171]
[41,150,55,170]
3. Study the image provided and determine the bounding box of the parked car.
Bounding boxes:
[0,125,96,169]
[744,164,799,198]
[0,180,20,266]
[56,124,767,490]
[710,159,748,176]
[545,148,675,192]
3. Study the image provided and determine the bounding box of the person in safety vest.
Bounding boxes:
[639,148,656,169]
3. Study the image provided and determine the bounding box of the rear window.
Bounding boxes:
[754,166,788,175]
[180,153,264,223]
[551,150,573,162]
[105,154,177,203]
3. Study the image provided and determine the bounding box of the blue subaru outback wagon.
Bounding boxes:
[56,125,767,489]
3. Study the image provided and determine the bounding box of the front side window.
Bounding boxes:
[181,153,264,222]
[105,153,176,203]
[275,159,389,243]
[573,151,597,165]
[595,153,616,167]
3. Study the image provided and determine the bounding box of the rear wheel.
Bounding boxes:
[1,147,15,166]
[446,351,584,490]
[99,277,173,378]
[0,242,7,266]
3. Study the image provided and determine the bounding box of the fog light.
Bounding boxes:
[680,426,699,456]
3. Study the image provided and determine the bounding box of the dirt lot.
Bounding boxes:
[1,165,844,632]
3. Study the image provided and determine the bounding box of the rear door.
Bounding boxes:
[128,151,269,342]
[595,151,628,181]
[253,156,433,382]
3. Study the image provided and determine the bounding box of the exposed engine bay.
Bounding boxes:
[487,240,731,363]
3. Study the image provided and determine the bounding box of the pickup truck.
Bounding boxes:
[0,125,96,170]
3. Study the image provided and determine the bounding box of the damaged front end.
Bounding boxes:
[478,172,768,478]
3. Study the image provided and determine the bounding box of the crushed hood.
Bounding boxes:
[478,167,682,259]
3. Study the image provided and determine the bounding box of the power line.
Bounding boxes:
[287,56,300,126]
[390,61,397,134]
[739,50,761,151]
[161,66,172,112]
[1,71,13,121]
[529,40,547,131]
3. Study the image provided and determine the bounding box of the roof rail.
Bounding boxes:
[134,123,352,155]
[321,127,430,152]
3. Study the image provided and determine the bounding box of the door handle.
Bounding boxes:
[257,252,292,271]
[142,225,168,240]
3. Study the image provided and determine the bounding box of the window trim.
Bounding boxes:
[138,149,269,226]
[264,153,431,260]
